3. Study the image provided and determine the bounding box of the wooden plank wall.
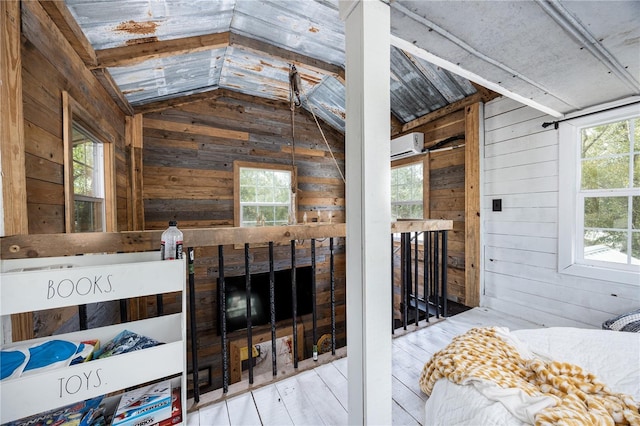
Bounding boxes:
[21,1,128,234]
[19,1,127,338]
[482,97,640,327]
[412,109,467,303]
[142,93,345,229]
[141,93,347,392]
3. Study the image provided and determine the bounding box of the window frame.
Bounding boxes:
[62,91,116,233]
[558,102,640,285]
[233,160,297,227]
[72,125,105,232]
[390,154,429,220]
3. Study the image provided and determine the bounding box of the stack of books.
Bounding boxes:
[111,380,181,426]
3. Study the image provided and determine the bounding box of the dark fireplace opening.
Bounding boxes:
[218,266,313,334]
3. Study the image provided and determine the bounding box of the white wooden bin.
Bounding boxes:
[0,252,187,425]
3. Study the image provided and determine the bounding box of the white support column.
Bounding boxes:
[340,1,392,424]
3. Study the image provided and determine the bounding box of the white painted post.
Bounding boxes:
[339,1,392,424]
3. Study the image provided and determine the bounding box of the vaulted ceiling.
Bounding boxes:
[51,0,640,133]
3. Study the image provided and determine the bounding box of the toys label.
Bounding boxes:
[57,368,104,398]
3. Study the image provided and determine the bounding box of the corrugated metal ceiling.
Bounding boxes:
[64,0,478,133]
[60,1,640,132]
[391,1,640,116]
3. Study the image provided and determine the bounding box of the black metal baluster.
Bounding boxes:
[330,237,336,355]
[269,242,277,377]
[311,239,318,361]
[157,294,164,316]
[79,305,88,330]
[434,232,440,319]
[291,240,298,368]
[429,231,435,316]
[245,243,253,384]
[119,300,128,323]
[423,231,429,323]
[187,247,199,402]
[219,245,229,394]
[406,232,412,326]
[391,234,395,334]
[414,232,419,326]
[441,231,448,318]
[401,233,408,330]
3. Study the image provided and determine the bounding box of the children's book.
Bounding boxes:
[111,380,172,426]
[156,387,182,426]
[5,395,104,426]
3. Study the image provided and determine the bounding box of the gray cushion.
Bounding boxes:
[602,308,640,332]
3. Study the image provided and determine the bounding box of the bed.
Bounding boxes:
[420,326,640,425]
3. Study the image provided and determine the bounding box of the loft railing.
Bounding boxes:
[394,228,449,332]
[0,219,452,403]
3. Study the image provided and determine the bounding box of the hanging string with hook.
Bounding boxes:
[289,64,302,108]
[288,64,301,224]
[288,64,346,185]
[297,81,346,185]
[288,64,300,181]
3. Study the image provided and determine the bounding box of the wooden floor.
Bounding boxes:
[186,307,543,425]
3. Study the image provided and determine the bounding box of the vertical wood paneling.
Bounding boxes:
[2,0,32,342]
[127,114,144,230]
[482,97,640,327]
[1,0,28,236]
[464,103,481,307]
[405,111,468,303]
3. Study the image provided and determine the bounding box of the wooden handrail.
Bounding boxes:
[0,220,452,260]
[392,219,452,233]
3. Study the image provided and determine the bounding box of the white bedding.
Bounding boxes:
[423,327,640,426]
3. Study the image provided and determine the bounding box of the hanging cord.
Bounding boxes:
[288,63,346,186]
[297,79,346,185]
[289,65,301,196]
[289,64,302,108]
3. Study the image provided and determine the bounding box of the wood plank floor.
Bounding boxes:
[187,307,544,425]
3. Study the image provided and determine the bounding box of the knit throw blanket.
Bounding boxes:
[419,327,640,426]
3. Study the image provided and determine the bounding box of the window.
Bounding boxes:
[63,92,115,233]
[559,103,640,285]
[234,161,296,227]
[391,161,424,220]
[72,124,105,232]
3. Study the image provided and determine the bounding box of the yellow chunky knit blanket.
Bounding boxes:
[419,327,640,426]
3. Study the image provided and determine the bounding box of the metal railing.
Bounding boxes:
[394,230,448,333]
[0,220,452,403]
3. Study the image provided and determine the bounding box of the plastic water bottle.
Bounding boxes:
[161,220,183,260]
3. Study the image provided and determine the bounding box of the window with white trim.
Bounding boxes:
[235,162,295,227]
[391,162,424,220]
[72,123,105,232]
[558,103,640,285]
[63,91,115,233]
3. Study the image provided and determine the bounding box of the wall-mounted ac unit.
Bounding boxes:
[390,132,424,160]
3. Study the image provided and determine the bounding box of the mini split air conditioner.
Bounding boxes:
[390,132,424,160]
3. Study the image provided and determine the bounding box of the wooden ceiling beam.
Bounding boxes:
[470,82,501,103]
[93,30,344,80]
[229,33,345,80]
[132,89,225,115]
[133,87,299,116]
[397,92,484,135]
[39,0,97,67]
[92,68,134,116]
[95,31,231,68]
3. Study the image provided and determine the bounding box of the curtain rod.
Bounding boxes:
[542,100,640,129]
